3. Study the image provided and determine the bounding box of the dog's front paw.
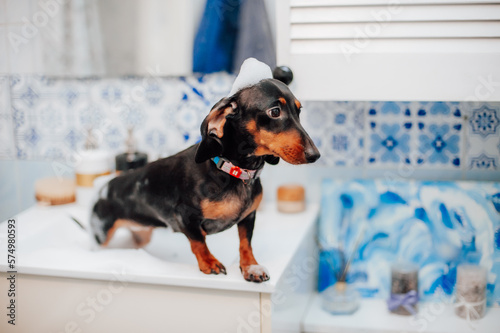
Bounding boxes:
[199,258,227,275]
[241,264,270,283]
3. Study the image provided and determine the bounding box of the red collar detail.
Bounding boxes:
[211,157,262,183]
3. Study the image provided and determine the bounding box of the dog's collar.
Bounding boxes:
[211,156,262,183]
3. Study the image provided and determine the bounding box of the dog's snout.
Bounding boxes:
[305,147,320,163]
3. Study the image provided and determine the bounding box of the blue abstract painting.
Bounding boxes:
[318,179,500,305]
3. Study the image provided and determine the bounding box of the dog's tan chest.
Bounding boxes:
[201,192,262,222]
[201,195,242,221]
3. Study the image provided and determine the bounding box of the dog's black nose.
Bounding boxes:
[305,149,321,163]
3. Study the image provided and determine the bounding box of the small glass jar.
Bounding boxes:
[388,262,419,315]
[321,281,360,315]
[455,264,487,321]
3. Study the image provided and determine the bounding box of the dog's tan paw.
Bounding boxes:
[241,264,270,283]
[199,259,227,275]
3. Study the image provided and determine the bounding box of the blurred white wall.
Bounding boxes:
[0,0,277,77]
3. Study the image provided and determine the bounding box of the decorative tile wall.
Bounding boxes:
[466,103,500,170]
[0,76,14,158]
[0,73,499,182]
[6,73,235,164]
[303,100,498,180]
[365,101,465,169]
[301,101,364,167]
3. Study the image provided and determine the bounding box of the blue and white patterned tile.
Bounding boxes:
[184,72,234,105]
[5,74,227,162]
[301,101,333,161]
[367,101,465,169]
[56,82,84,108]
[415,121,463,169]
[9,75,40,159]
[302,101,365,167]
[414,103,465,169]
[368,101,411,117]
[367,121,412,166]
[0,76,15,159]
[366,102,414,167]
[463,102,500,171]
[6,72,498,181]
[415,101,463,119]
[367,100,413,119]
[199,72,234,101]
[85,78,140,157]
[120,75,230,160]
[10,76,85,160]
[144,83,165,106]
[10,75,41,110]
[86,78,127,118]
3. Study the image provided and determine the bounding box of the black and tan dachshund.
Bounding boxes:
[90,77,320,282]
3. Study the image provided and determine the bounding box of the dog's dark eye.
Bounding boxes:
[267,107,281,118]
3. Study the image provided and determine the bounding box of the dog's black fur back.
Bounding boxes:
[89,78,319,281]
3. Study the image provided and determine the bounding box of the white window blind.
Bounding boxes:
[276,0,500,101]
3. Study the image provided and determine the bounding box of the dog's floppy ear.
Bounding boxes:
[264,155,280,165]
[195,98,237,163]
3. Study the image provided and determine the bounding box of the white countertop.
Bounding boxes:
[0,202,319,294]
[303,293,499,333]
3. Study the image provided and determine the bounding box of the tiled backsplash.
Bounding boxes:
[1,73,235,162]
[302,100,500,176]
[1,73,500,178]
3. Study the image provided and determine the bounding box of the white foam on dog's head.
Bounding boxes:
[228,58,273,97]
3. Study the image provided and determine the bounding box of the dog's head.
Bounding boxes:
[195,79,320,165]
